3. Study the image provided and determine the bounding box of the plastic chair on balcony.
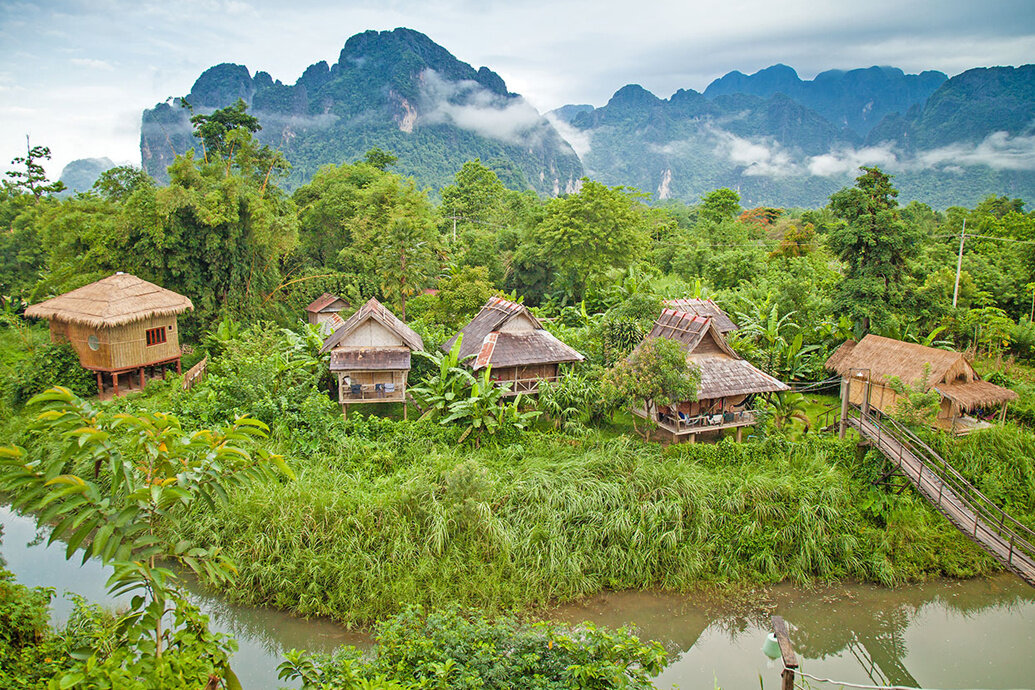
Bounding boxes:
[375,383,385,398]
[384,382,395,395]
[349,383,362,398]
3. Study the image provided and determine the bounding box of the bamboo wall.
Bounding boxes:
[846,378,956,420]
[50,315,181,371]
[337,370,408,403]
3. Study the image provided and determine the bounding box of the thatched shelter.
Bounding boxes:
[24,272,193,397]
[633,308,788,442]
[825,334,1018,434]
[443,296,584,396]
[319,298,424,414]
[305,293,350,336]
[662,298,738,333]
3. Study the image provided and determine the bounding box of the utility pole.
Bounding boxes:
[952,219,966,308]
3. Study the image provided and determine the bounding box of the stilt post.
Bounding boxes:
[139,367,145,390]
[96,371,103,397]
[838,377,850,438]
[771,616,798,690]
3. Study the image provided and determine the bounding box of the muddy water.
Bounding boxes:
[4,505,1034,689]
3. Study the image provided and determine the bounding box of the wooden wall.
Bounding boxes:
[846,378,956,420]
[341,320,405,349]
[50,315,180,371]
[337,370,408,402]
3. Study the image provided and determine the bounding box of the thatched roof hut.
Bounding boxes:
[319,298,423,412]
[646,308,787,399]
[25,273,193,328]
[824,335,1017,413]
[444,296,584,371]
[320,298,423,355]
[662,298,738,333]
[24,273,193,397]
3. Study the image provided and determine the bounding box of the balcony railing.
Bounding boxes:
[491,375,560,396]
[340,383,406,403]
[636,408,757,435]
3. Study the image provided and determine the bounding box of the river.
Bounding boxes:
[3,505,1034,689]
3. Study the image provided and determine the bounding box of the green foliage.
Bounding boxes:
[699,188,741,225]
[5,340,94,408]
[0,387,292,687]
[888,363,943,426]
[602,337,699,439]
[0,563,64,689]
[535,180,649,300]
[4,142,66,201]
[828,167,921,332]
[279,606,667,689]
[186,98,261,162]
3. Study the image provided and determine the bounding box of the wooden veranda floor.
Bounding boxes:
[846,410,1035,587]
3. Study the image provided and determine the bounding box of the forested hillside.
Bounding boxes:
[140,28,583,196]
[135,29,1035,208]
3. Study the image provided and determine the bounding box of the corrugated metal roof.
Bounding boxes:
[663,298,738,332]
[444,297,583,368]
[329,348,411,371]
[306,293,348,314]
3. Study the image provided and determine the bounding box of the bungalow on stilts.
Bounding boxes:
[632,307,789,442]
[825,334,1018,435]
[444,296,584,395]
[24,272,194,398]
[319,297,424,416]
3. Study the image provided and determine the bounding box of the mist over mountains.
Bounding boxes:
[129,28,1035,208]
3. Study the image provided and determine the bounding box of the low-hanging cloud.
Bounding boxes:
[544,112,592,158]
[807,131,1035,176]
[418,69,549,146]
[710,127,799,176]
[807,144,899,176]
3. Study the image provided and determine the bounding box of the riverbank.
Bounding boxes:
[5,504,1034,689]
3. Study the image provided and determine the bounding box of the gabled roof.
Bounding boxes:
[319,298,424,354]
[444,296,584,370]
[644,308,788,398]
[824,334,967,385]
[646,309,737,357]
[306,293,349,314]
[663,298,738,333]
[24,273,193,328]
[824,334,1017,411]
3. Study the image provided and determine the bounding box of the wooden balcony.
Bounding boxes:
[633,408,758,437]
[340,383,406,404]
[491,375,560,396]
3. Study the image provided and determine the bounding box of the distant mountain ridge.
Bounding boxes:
[141,28,582,195]
[557,63,1035,207]
[138,29,1035,208]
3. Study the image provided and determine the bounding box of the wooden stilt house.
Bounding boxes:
[305,293,350,336]
[632,308,788,441]
[319,298,424,413]
[24,272,193,398]
[662,298,739,334]
[443,296,584,395]
[825,335,1018,435]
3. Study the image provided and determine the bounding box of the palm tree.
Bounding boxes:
[770,392,811,435]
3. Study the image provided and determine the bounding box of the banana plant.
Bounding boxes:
[441,368,540,445]
[410,335,476,420]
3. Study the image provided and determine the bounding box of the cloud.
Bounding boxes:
[418,69,548,146]
[544,112,591,158]
[71,58,115,71]
[711,129,799,176]
[917,131,1035,171]
[807,144,899,176]
[807,131,1035,176]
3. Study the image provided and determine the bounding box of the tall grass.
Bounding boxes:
[173,430,998,625]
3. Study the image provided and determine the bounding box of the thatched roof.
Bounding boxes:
[824,334,1017,412]
[663,298,738,333]
[445,297,584,370]
[306,293,349,314]
[320,298,424,354]
[824,334,967,384]
[645,308,788,399]
[24,273,193,328]
[694,357,789,399]
[936,381,1018,410]
[330,348,411,372]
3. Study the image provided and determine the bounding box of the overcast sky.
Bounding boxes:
[1,0,1033,177]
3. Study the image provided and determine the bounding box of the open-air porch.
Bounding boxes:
[635,396,760,442]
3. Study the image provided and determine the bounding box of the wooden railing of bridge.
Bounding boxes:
[844,403,1035,587]
[181,356,208,392]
